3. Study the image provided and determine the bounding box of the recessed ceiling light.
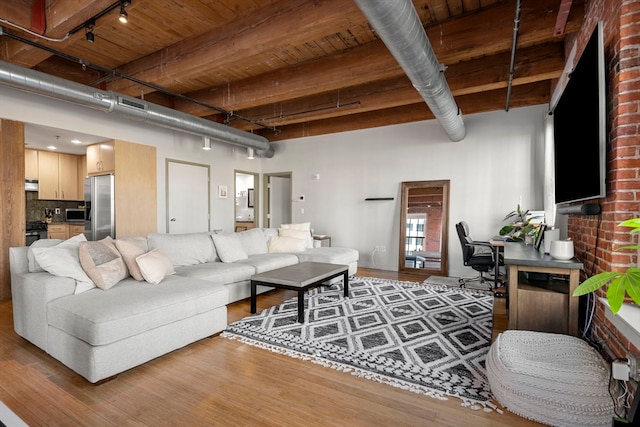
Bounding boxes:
[71,139,82,144]
[47,145,58,150]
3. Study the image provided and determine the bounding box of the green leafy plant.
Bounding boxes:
[572,218,640,314]
[499,204,535,242]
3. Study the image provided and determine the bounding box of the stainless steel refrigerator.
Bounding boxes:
[84,174,115,241]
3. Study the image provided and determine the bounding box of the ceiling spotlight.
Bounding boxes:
[202,136,211,151]
[118,7,128,23]
[86,31,95,43]
[247,147,255,159]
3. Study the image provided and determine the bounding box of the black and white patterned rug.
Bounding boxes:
[222,276,495,410]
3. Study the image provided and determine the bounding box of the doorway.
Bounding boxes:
[398,180,450,277]
[263,172,292,228]
[234,170,259,231]
[166,160,210,233]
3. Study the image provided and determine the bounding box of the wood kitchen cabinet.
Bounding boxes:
[86,141,115,175]
[38,151,79,200]
[47,224,68,240]
[69,224,85,237]
[25,148,38,179]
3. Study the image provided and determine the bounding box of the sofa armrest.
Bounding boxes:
[10,246,76,351]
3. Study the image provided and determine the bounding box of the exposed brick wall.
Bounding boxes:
[565,0,640,405]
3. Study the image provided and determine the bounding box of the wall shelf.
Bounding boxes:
[365,197,394,201]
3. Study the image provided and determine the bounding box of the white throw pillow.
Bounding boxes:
[268,236,308,253]
[280,222,311,231]
[278,228,312,249]
[27,238,63,272]
[31,234,95,294]
[135,248,175,285]
[211,234,248,263]
[237,228,268,255]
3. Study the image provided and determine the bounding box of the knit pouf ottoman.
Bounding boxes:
[486,330,614,427]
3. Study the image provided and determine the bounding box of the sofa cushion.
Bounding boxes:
[79,237,128,290]
[237,228,268,255]
[211,234,248,263]
[31,234,95,294]
[148,232,218,266]
[27,238,63,273]
[294,247,359,265]
[174,262,255,284]
[136,248,176,285]
[47,275,228,346]
[236,253,299,273]
[114,238,147,281]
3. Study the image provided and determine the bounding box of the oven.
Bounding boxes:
[26,222,48,246]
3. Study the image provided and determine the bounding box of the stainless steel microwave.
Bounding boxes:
[65,208,85,222]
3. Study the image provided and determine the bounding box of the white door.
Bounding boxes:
[267,174,292,228]
[167,160,210,233]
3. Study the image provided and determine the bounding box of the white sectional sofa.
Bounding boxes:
[9,228,358,383]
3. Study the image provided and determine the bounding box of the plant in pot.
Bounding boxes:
[499,204,535,242]
[572,218,640,314]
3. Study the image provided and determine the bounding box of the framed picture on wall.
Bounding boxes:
[218,185,228,199]
[248,188,254,207]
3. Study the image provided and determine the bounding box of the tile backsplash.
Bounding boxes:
[26,191,84,222]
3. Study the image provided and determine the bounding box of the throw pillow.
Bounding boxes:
[278,228,312,248]
[237,228,268,255]
[31,234,95,294]
[268,235,308,253]
[27,238,63,273]
[79,237,128,290]
[114,238,147,281]
[211,234,248,263]
[135,248,175,285]
[280,222,311,231]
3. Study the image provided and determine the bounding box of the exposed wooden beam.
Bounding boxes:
[259,81,551,141]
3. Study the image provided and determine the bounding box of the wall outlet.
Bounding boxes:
[375,245,386,252]
[54,208,60,214]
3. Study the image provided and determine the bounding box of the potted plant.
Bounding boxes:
[499,204,535,242]
[572,218,640,314]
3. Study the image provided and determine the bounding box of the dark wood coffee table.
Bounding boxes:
[250,262,349,323]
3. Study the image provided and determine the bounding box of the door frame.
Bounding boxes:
[263,172,292,228]
[398,180,450,277]
[234,169,259,229]
[166,159,210,233]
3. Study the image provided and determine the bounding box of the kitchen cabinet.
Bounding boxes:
[47,224,68,240]
[69,223,85,238]
[25,148,38,179]
[77,154,87,198]
[38,151,79,200]
[86,141,115,175]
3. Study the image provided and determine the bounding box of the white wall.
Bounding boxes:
[0,85,548,277]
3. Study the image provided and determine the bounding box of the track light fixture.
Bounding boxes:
[85,20,95,43]
[202,136,211,151]
[247,147,255,159]
[118,2,129,24]
[69,1,132,40]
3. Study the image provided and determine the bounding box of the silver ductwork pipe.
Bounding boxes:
[354,0,466,141]
[0,60,275,157]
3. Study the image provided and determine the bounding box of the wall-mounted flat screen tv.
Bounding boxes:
[552,21,606,205]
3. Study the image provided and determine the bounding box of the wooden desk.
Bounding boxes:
[504,242,583,336]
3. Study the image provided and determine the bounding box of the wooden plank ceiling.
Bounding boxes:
[0,0,585,143]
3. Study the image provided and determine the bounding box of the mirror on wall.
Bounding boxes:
[234,170,259,231]
[398,180,450,277]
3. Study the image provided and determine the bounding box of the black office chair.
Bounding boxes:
[455,221,503,290]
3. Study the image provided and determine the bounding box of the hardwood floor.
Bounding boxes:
[0,268,543,426]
